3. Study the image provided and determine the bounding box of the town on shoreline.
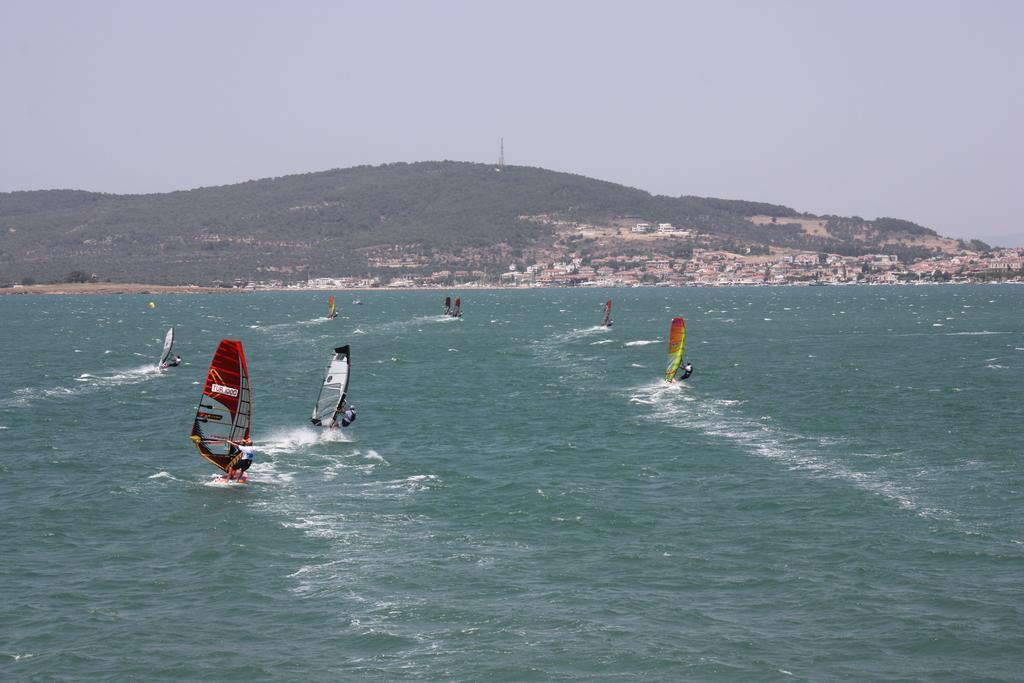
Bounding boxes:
[279,244,1024,291]
[329,245,1024,288]
[4,245,1023,296]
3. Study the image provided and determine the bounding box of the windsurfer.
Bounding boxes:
[680,362,693,380]
[225,437,255,482]
[162,355,181,368]
[340,405,357,427]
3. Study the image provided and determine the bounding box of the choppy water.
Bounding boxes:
[1,286,1022,681]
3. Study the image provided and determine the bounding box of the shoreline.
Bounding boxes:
[0,283,246,296]
[2,280,1021,296]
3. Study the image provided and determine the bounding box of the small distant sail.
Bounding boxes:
[190,340,252,473]
[327,295,337,319]
[159,327,175,367]
[443,296,451,315]
[665,317,686,382]
[451,296,462,318]
[602,299,613,327]
[311,346,351,428]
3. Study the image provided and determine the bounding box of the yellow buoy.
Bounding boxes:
[148,301,156,309]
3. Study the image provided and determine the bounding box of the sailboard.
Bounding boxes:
[311,345,351,428]
[602,299,613,327]
[327,295,338,319]
[158,327,175,367]
[665,317,686,382]
[451,296,462,318]
[443,296,451,315]
[190,339,252,473]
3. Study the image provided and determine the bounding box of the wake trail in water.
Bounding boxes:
[531,325,610,378]
[629,380,963,527]
[249,316,330,332]
[259,426,354,455]
[4,364,163,408]
[360,314,458,334]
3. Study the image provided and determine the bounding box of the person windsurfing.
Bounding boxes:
[679,362,693,380]
[319,404,356,429]
[224,437,255,483]
[158,327,176,369]
[340,404,356,427]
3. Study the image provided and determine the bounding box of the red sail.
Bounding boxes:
[190,339,252,472]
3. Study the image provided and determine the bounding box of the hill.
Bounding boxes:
[0,161,985,285]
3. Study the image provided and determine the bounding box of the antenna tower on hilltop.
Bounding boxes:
[498,138,505,168]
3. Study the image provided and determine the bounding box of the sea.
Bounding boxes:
[1,285,1022,681]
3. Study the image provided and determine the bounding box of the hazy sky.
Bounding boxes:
[2,0,1021,244]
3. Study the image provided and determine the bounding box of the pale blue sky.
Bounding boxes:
[1,0,1021,244]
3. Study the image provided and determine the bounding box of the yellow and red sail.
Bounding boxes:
[665,317,686,381]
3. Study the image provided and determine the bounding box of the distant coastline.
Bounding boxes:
[3,280,1022,296]
[0,283,244,296]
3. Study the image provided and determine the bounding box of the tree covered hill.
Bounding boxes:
[0,161,966,285]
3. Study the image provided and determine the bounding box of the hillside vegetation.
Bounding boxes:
[0,161,973,284]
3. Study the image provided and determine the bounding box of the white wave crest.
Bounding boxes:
[945,331,1006,336]
[363,450,385,462]
[260,426,353,454]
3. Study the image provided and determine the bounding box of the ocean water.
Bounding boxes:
[1,285,1022,681]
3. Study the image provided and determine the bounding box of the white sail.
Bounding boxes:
[159,327,174,367]
[311,345,351,427]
